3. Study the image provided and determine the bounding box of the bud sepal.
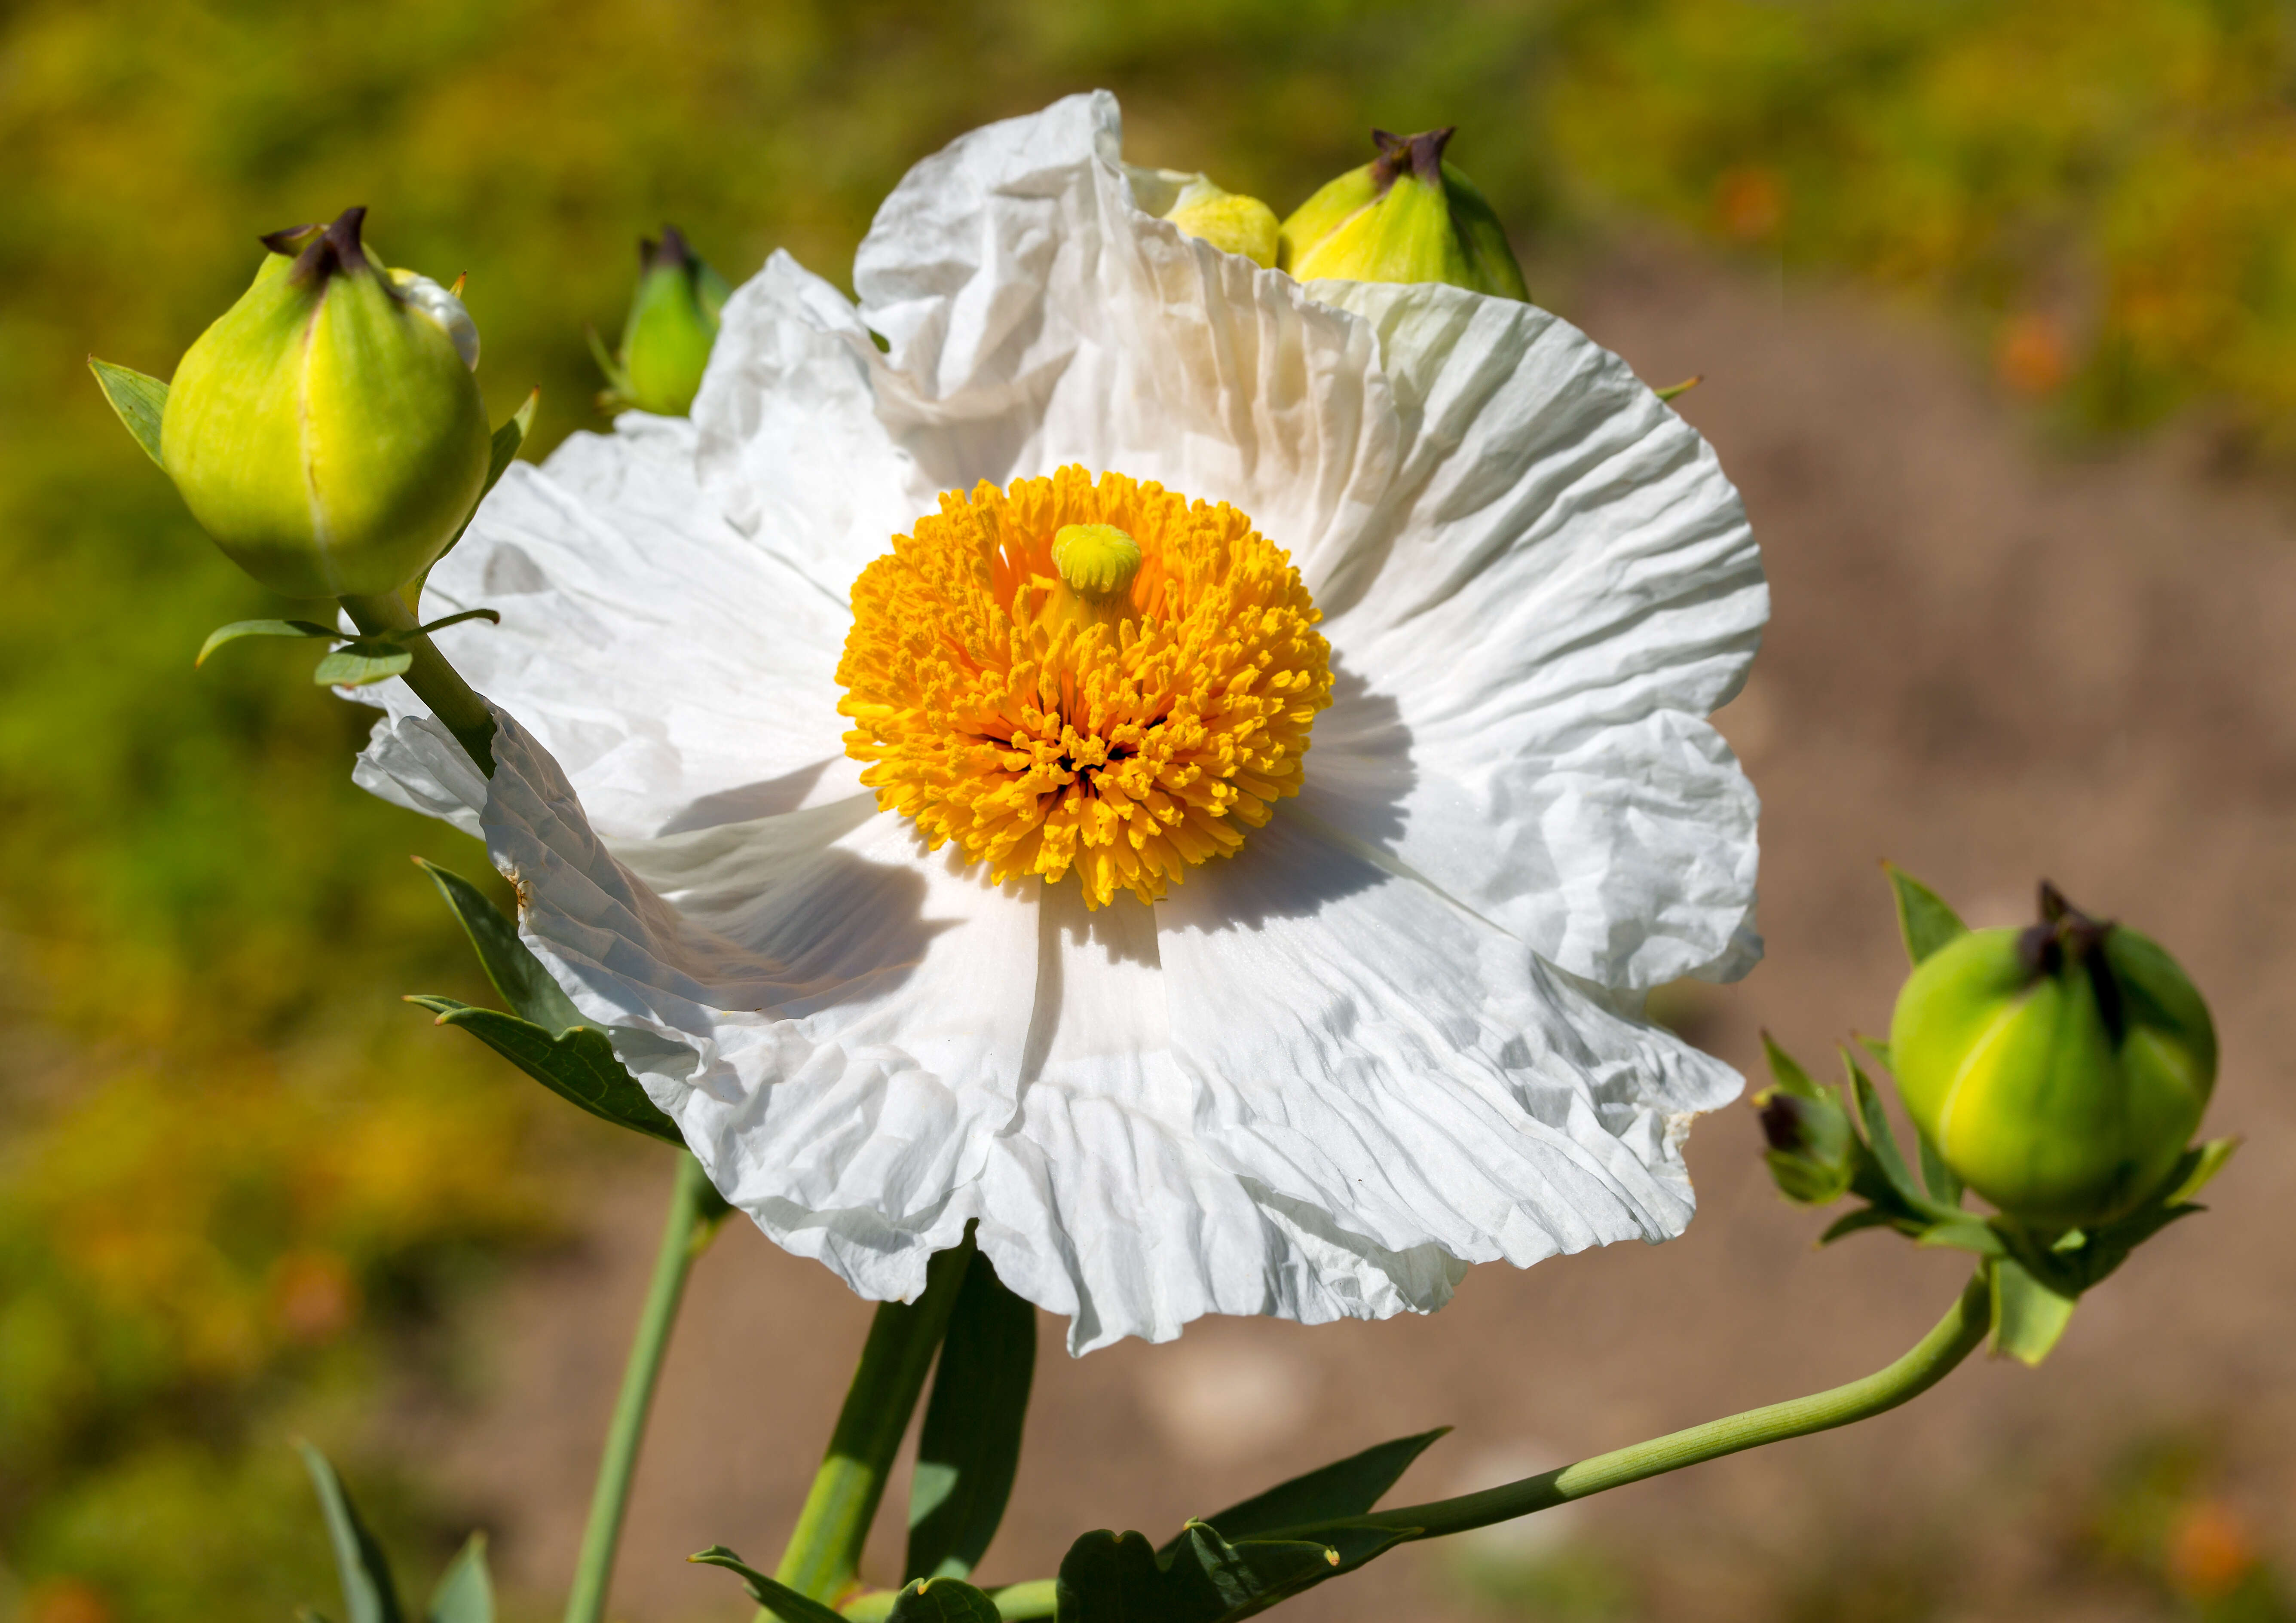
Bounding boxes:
[195,606,500,688]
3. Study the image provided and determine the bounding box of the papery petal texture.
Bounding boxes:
[357,90,1764,1351]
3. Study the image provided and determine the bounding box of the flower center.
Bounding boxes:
[837,466,1334,908]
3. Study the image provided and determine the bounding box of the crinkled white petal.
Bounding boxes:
[350,90,1770,1348]
[359,707,1735,1351]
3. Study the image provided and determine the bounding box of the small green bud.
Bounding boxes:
[1127,168,1281,268]
[598,226,730,416]
[1889,883,2217,1228]
[159,208,491,599]
[1278,128,1528,301]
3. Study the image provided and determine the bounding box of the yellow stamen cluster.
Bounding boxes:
[838,466,1334,908]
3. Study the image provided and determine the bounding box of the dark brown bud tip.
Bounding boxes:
[285,206,375,289]
[642,225,698,276]
[259,222,322,255]
[1368,127,1459,194]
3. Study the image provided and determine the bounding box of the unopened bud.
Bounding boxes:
[1278,128,1528,301]
[1889,883,2217,1227]
[159,208,491,599]
[1127,167,1281,268]
[599,226,729,416]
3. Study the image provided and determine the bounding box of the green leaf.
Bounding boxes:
[2163,1136,2240,1207]
[886,1577,1003,1623]
[1758,1030,1821,1098]
[1818,1206,1900,1246]
[405,997,685,1146]
[89,357,169,468]
[689,1547,848,1623]
[299,1443,405,1623]
[1176,1430,1448,1554]
[1057,1521,1411,1623]
[587,325,631,397]
[314,641,415,687]
[413,858,586,1031]
[195,618,342,666]
[1990,1256,2077,1366]
[906,1250,1038,1582]
[1883,862,1967,966]
[487,389,539,496]
[1910,1213,2003,1258]
[1915,1130,1965,1207]
[1844,1052,1936,1217]
[426,1534,492,1623]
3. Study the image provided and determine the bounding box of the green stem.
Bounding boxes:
[930,1268,1994,1616]
[770,1241,976,1608]
[339,590,497,774]
[563,1153,721,1623]
[1346,1266,1995,1541]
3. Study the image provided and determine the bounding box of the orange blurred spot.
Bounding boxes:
[25,1578,111,1623]
[1996,313,2069,396]
[2167,1500,2258,1600]
[270,1248,358,1344]
[1714,167,1784,242]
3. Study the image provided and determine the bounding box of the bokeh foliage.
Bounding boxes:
[6,0,2296,1619]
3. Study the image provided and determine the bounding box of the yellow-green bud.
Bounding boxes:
[1126,168,1281,269]
[159,208,491,599]
[602,226,730,416]
[1889,883,2216,1228]
[1278,128,1528,301]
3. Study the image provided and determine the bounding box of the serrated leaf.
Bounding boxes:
[1990,1256,2077,1366]
[907,1250,1037,1582]
[89,358,169,468]
[314,641,415,687]
[887,1577,1003,1623]
[426,1534,491,1623]
[1916,1130,1965,1207]
[195,618,342,666]
[406,997,684,1146]
[1173,1429,1448,1555]
[1884,863,1967,966]
[1759,1030,1821,1098]
[689,1547,848,1623]
[413,859,586,1031]
[299,1443,405,1623]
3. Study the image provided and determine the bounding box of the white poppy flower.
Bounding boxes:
[354,92,1766,1353]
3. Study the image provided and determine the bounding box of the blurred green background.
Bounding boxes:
[6,0,2296,1618]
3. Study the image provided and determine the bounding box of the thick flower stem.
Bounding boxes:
[1347,1266,1995,1541]
[769,1240,977,1609]
[339,590,497,774]
[563,1153,721,1623]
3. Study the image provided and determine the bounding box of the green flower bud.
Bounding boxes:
[1126,167,1282,268]
[1889,883,2217,1228]
[1277,128,1528,301]
[159,208,491,599]
[599,226,730,416]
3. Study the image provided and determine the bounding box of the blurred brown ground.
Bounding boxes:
[405,238,2296,1623]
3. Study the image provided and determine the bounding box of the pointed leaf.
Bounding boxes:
[406,997,684,1146]
[1884,863,1967,965]
[1990,1256,2078,1366]
[89,358,169,467]
[2163,1137,2240,1207]
[315,641,415,687]
[413,859,586,1031]
[196,619,342,666]
[1854,1033,1893,1072]
[1818,1206,1901,1246]
[690,1548,849,1623]
[486,390,538,497]
[906,1250,1038,1582]
[887,1577,1003,1623]
[1759,1031,1821,1098]
[587,326,631,397]
[1910,1213,2003,1257]
[426,1534,492,1623]
[1173,1430,1448,1555]
[1844,1052,1936,1216]
[1915,1131,1965,1207]
[299,1443,405,1623]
